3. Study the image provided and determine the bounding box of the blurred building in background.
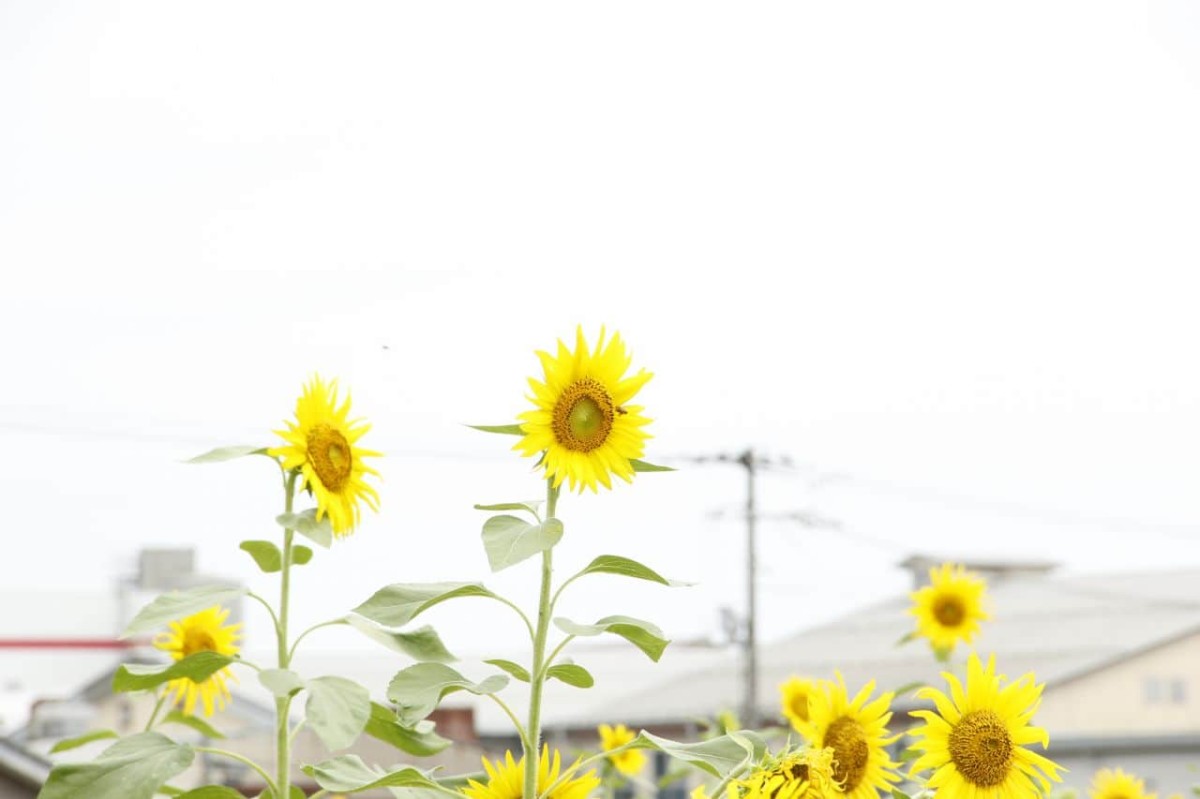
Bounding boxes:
[5,552,1199,795]
[507,559,1200,796]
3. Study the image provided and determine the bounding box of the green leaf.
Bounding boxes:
[162,710,225,739]
[892,790,914,799]
[553,615,669,662]
[473,501,543,518]
[629,731,759,778]
[484,659,530,682]
[306,676,372,750]
[897,747,922,764]
[481,515,564,572]
[292,545,314,565]
[467,424,524,436]
[304,756,439,793]
[49,728,119,753]
[344,617,457,663]
[186,445,270,464]
[388,773,485,799]
[630,458,674,472]
[364,701,451,757]
[122,585,246,638]
[239,540,282,573]
[258,669,305,698]
[39,732,195,799]
[546,663,593,688]
[113,652,235,693]
[277,508,333,548]
[157,787,185,797]
[894,631,919,646]
[387,663,508,726]
[574,555,689,587]
[175,788,247,799]
[351,582,499,628]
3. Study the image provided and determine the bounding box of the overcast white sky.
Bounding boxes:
[2,1,1200,661]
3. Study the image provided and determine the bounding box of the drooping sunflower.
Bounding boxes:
[462,746,599,799]
[599,723,647,776]
[908,652,1063,799]
[270,375,381,537]
[909,563,990,655]
[514,327,653,493]
[735,747,840,799]
[1090,768,1155,799]
[153,606,241,717]
[780,676,817,734]
[799,676,900,799]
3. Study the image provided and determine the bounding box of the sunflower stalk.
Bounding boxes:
[523,478,560,799]
[275,469,299,799]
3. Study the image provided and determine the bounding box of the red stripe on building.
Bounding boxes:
[0,639,136,649]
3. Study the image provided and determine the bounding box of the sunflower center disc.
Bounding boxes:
[182,630,217,657]
[823,716,869,792]
[949,710,1013,787]
[933,596,966,627]
[552,378,615,452]
[307,423,353,491]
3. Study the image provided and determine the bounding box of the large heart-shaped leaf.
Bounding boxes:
[122,586,245,638]
[553,615,669,661]
[363,702,451,757]
[113,652,234,693]
[630,731,764,778]
[573,555,689,586]
[481,515,563,571]
[303,756,439,793]
[351,582,498,628]
[343,617,456,663]
[276,508,333,548]
[186,445,269,464]
[39,732,194,799]
[387,663,508,726]
[306,676,371,750]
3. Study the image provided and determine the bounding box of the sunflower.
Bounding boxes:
[908,652,1063,799]
[462,746,599,799]
[780,676,817,734]
[153,606,241,717]
[1090,768,1156,799]
[799,676,899,799]
[909,563,990,655]
[735,747,840,799]
[599,723,647,776]
[514,327,653,493]
[270,375,381,537]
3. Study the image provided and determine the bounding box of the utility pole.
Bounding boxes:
[684,448,792,729]
[738,449,760,730]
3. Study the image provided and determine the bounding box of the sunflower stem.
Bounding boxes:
[143,691,167,732]
[195,746,278,795]
[276,469,299,799]
[523,478,560,799]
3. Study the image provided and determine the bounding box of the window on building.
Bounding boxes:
[1143,677,1187,705]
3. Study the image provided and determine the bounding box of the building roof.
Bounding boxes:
[0,735,50,788]
[585,565,1200,727]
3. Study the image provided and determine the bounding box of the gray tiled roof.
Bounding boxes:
[587,566,1200,728]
